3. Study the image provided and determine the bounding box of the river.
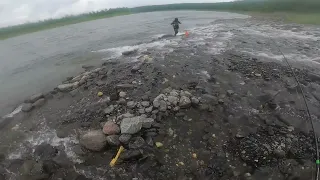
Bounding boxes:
[0,11,249,117]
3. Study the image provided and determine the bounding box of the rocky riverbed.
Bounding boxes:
[1,17,320,180]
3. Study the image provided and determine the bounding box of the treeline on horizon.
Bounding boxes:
[1,0,319,39]
[132,0,320,13]
[0,8,131,39]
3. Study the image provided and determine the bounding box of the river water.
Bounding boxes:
[0,11,249,117]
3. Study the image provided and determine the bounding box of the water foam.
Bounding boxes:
[8,118,81,163]
[2,105,22,118]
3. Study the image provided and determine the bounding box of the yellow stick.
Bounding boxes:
[110,146,124,167]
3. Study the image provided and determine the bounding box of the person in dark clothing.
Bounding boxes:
[171,18,181,36]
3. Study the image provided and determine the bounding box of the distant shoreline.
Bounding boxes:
[1,1,319,40]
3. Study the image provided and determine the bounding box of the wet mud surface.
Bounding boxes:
[1,17,320,180]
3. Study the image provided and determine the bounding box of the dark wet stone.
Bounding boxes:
[0,154,5,163]
[226,90,234,96]
[56,129,69,138]
[34,143,58,160]
[82,65,94,70]
[175,112,185,117]
[145,132,158,137]
[21,103,33,112]
[106,135,120,146]
[73,145,86,156]
[132,62,144,72]
[307,72,320,82]
[141,95,150,101]
[32,98,45,108]
[218,99,224,104]
[69,89,80,97]
[187,81,198,89]
[273,149,286,158]
[26,93,44,103]
[199,104,209,111]
[110,91,119,101]
[119,134,132,144]
[118,98,126,105]
[43,160,60,175]
[116,84,134,89]
[129,137,145,149]
[75,175,92,180]
[145,136,154,146]
[122,49,137,56]
[151,122,162,128]
[121,149,143,160]
[267,126,275,136]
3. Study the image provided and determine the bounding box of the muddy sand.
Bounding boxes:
[1,18,320,180]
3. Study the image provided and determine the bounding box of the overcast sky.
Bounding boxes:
[0,0,232,27]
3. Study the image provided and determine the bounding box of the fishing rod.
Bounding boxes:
[267,35,319,180]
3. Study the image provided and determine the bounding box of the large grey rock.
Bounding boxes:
[103,121,120,135]
[141,101,150,107]
[145,106,153,113]
[104,105,115,114]
[153,94,166,108]
[120,116,154,134]
[22,103,33,112]
[179,96,191,108]
[80,130,107,151]
[169,90,179,97]
[32,98,45,108]
[127,101,136,109]
[180,91,192,97]
[57,83,74,92]
[106,135,120,146]
[27,93,44,103]
[119,91,126,98]
[167,96,179,106]
[159,100,167,112]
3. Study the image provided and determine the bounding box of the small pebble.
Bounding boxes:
[155,142,163,148]
[192,153,197,159]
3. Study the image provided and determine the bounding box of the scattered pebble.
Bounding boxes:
[155,142,163,148]
[192,153,197,159]
[98,92,103,97]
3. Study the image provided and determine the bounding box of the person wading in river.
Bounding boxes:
[171,18,181,36]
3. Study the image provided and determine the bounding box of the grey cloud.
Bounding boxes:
[0,0,231,27]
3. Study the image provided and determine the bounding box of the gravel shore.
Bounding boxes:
[0,18,320,180]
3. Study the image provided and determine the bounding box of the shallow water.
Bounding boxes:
[0,11,248,117]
